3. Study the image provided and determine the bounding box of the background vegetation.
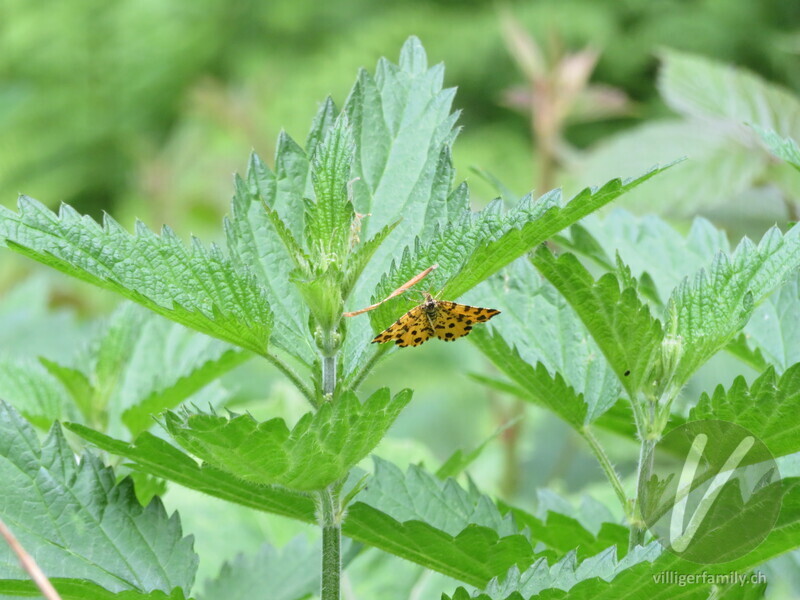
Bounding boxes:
[1,1,799,598]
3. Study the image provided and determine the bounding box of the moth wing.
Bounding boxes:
[433,301,500,342]
[371,305,435,347]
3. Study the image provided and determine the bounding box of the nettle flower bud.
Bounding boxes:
[660,334,683,390]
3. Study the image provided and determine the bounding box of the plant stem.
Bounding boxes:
[319,485,341,600]
[318,324,341,598]
[322,354,337,398]
[264,352,317,409]
[580,427,629,516]
[498,400,525,498]
[629,435,656,548]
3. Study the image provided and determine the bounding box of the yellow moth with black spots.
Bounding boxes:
[372,292,500,347]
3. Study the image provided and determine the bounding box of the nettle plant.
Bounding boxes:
[0,37,799,600]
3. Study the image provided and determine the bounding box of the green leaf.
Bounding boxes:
[532,248,664,400]
[304,96,337,165]
[667,223,800,387]
[743,270,800,373]
[39,357,94,421]
[471,330,587,428]
[345,37,459,244]
[67,423,528,587]
[0,401,197,596]
[446,479,800,599]
[443,165,674,300]
[561,210,798,375]
[725,333,770,373]
[688,364,800,458]
[164,388,411,491]
[229,161,315,364]
[0,580,190,600]
[341,37,463,376]
[564,210,730,305]
[358,457,519,537]
[0,197,273,356]
[347,457,535,587]
[199,536,356,600]
[64,424,317,522]
[752,127,800,172]
[501,505,628,563]
[65,425,634,589]
[342,218,400,300]
[456,543,661,600]
[40,302,248,437]
[469,259,621,426]
[570,120,769,216]
[658,50,800,138]
[120,343,248,438]
[0,358,69,428]
[306,113,356,259]
[259,197,311,276]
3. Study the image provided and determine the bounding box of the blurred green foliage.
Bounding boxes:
[1,2,800,598]
[2,0,798,233]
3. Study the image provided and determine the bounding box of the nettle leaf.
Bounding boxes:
[361,165,672,364]
[199,536,356,600]
[349,459,629,586]
[468,260,621,426]
[305,114,356,259]
[447,479,800,600]
[562,210,730,304]
[442,165,673,300]
[532,248,664,400]
[570,119,769,216]
[229,162,315,364]
[667,223,800,386]
[689,364,800,458]
[0,358,70,428]
[0,581,190,600]
[752,127,800,172]
[163,388,411,491]
[305,96,338,165]
[357,457,519,537]
[560,210,800,374]
[0,401,197,597]
[347,457,535,587]
[346,37,459,245]
[471,331,587,428]
[743,270,800,372]
[38,302,247,437]
[452,543,661,600]
[116,316,248,438]
[501,493,628,563]
[341,37,464,375]
[659,50,800,137]
[66,424,634,588]
[65,424,317,522]
[0,197,273,356]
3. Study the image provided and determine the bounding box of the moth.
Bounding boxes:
[372,293,500,347]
